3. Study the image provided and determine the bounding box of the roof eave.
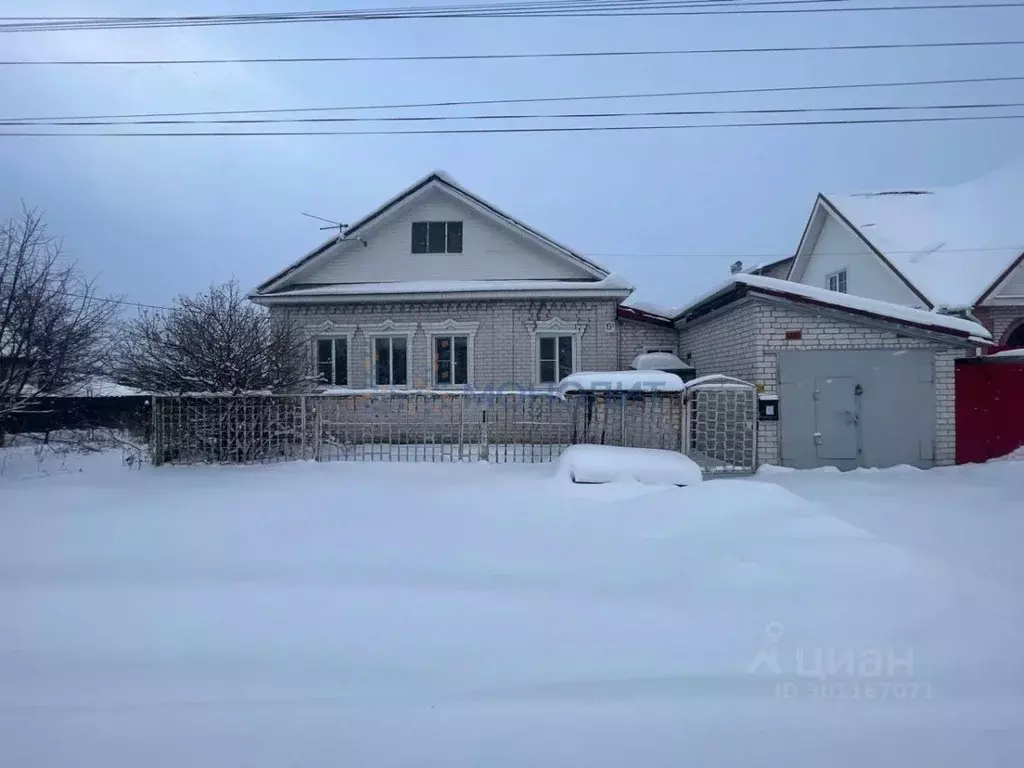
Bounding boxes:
[252,287,633,305]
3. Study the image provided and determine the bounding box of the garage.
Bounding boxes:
[779,349,935,470]
[674,274,990,470]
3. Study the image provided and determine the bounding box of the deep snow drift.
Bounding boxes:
[2,450,1023,766]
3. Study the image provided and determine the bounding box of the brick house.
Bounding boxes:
[250,172,635,390]
[783,158,1024,349]
[252,171,997,471]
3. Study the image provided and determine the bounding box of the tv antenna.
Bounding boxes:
[300,211,368,246]
[301,211,346,232]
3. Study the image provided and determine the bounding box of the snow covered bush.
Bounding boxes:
[113,281,309,395]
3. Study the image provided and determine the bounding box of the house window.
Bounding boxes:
[827,269,848,294]
[373,336,408,386]
[434,335,469,386]
[411,221,463,254]
[538,335,574,384]
[315,338,347,386]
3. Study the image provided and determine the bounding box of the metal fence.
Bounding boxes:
[150,384,756,474]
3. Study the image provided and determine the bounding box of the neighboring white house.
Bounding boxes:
[786,157,1024,348]
[250,172,636,390]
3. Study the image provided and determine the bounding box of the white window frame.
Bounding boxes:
[358,320,418,389]
[314,337,350,388]
[310,322,355,389]
[368,334,412,388]
[533,318,585,386]
[422,319,479,389]
[827,268,848,294]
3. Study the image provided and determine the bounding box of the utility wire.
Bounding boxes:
[4,112,1024,136]
[5,74,1024,124]
[4,39,1024,66]
[5,101,1024,127]
[2,0,1021,31]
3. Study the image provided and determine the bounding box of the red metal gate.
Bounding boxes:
[955,358,1024,464]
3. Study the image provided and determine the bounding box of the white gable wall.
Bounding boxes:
[285,187,595,287]
[987,257,1024,303]
[797,212,925,308]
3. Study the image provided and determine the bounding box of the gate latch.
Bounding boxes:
[813,432,823,445]
[854,384,864,396]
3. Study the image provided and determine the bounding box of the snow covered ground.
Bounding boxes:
[2,449,1024,766]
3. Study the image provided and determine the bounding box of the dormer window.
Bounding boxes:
[411,221,463,254]
[827,268,848,294]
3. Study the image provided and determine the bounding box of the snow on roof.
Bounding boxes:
[988,348,1024,359]
[676,273,992,342]
[824,157,1024,308]
[619,299,682,320]
[682,374,755,390]
[261,274,634,299]
[630,352,692,371]
[557,370,685,395]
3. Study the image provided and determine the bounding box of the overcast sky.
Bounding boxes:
[1,0,1022,309]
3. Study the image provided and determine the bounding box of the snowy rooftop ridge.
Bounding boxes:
[675,274,992,342]
[824,156,1024,308]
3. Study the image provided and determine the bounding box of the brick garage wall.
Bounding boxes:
[678,301,760,383]
[974,305,1024,345]
[271,298,620,390]
[616,319,680,369]
[678,297,970,467]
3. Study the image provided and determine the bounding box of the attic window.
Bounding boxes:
[412,221,463,254]
[827,269,848,294]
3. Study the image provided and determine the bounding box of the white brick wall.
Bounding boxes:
[678,297,971,467]
[616,319,680,369]
[272,298,620,390]
[974,305,1024,344]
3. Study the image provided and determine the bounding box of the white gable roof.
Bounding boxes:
[823,157,1024,309]
[253,171,623,298]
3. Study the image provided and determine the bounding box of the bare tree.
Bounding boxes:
[114,281,309,394]
[0,207,119,428]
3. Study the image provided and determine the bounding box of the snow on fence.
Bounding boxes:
[149,385,757,473]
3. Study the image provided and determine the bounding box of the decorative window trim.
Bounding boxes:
[422,319,479,388]
[532,317,587,335]
[312,333,352,388]
[312,321,359,335]
[358,319,419,335]
[533,318,584,386]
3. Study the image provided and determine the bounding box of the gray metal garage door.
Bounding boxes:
[778,350,936,470]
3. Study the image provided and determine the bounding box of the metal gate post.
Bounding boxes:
[680,392,690,455]
[300,395,307,460]
[479,408,489,462]
[458,397,465,461]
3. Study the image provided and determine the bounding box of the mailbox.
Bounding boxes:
[758,395,780,421]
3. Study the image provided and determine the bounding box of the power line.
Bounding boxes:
[5,74,1024,125]
[4,112,1024,136]
[4,39,1024,66]
[5,101,1024,128]
[2,0,1021,31]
